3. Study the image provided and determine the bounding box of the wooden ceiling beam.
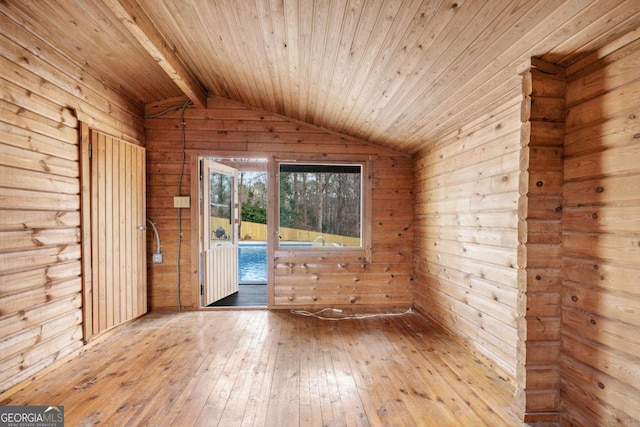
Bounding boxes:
[101,0,207,108]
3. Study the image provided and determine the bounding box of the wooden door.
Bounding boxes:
[82,125,146,340]
[202,159,239,305]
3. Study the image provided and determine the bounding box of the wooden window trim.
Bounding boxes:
[273,157,372,261]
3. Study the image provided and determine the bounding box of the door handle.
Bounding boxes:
[137,225,146,230]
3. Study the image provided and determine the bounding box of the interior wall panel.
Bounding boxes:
[144,97,414,311]
[0,12,143,395]
[560,34,640,427]
[412,91,522,383]
[516,58,566,423]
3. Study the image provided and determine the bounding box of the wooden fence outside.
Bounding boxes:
[210,217,360,246]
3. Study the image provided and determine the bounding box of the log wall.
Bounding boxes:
[414,32,640,426]
[560,35,640,426]
[145,97,414,311]
[0,13,143,394]
[515,58,566,422]
[412,89,523,383]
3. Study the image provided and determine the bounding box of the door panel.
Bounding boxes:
[87,128,146,337]
[202,159,239,305]
[204,245,238,303]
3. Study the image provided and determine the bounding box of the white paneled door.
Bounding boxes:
[202,159,239,305]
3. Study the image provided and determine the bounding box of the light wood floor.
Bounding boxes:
[2,310,526,426]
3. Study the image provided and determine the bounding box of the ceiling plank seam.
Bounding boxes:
[101,0,208,108]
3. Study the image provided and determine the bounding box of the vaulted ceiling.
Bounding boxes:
[4,1,640,153]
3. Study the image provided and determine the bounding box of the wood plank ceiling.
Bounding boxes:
[4,0,640,153]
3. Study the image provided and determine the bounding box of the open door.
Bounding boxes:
[202,159,239,305]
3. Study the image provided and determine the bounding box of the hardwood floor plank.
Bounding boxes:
[298,318,325,426]
[174,312,256,426]
[345,318,417,426]
[389,315,522,426]
[340,332,385,427]
[218,312,270,425]
[2,310,526,426]
[324,324,367,427]
[263,312,301,426]
[314,322,341,425]
[67,316,183,422]
[383,316,501,426]
[245,312,284,427]
[199,312,265,425]
[361,318,462,426]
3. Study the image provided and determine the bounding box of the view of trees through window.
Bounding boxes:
[235,163,362,247]
[207,170,233,242]
[239,171,267,224]
[279,163,361,246]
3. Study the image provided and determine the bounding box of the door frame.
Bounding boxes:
[79,122,147,342]
[189,152,273,309]
[80,123,92,341]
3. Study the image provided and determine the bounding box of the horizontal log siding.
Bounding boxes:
[560,35,640,427]
[516,59,565,423]
[412,93,522,383]
[145,97,413,311]
[0,13,143,394]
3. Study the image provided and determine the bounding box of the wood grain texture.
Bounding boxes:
[134,0,640,153]
[100,0,207,108]
[1,310,527,427]
[0,0,175,118]
[145,97,413,311]
[3,2,640,153]
[0,13,143,395]
[560,33,640,427]
[2,3,640,425]
[85,130,147,339]
[412,96,522,385]
[515,59,566,421]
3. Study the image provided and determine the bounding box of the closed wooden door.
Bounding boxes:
[82,126,146,339]
[202,159,239,305]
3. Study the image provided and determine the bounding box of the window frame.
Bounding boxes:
[273,158,372,259]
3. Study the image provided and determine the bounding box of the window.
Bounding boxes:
[207,169,234,245]
[278,162,363,248]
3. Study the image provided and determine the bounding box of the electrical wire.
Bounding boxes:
[290,307,413,321]
[146,217,161,255]
[143,104,184,118]
[144,99,192,312]
[175,100,192,311]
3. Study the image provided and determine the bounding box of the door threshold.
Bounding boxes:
[201,306,267,311]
